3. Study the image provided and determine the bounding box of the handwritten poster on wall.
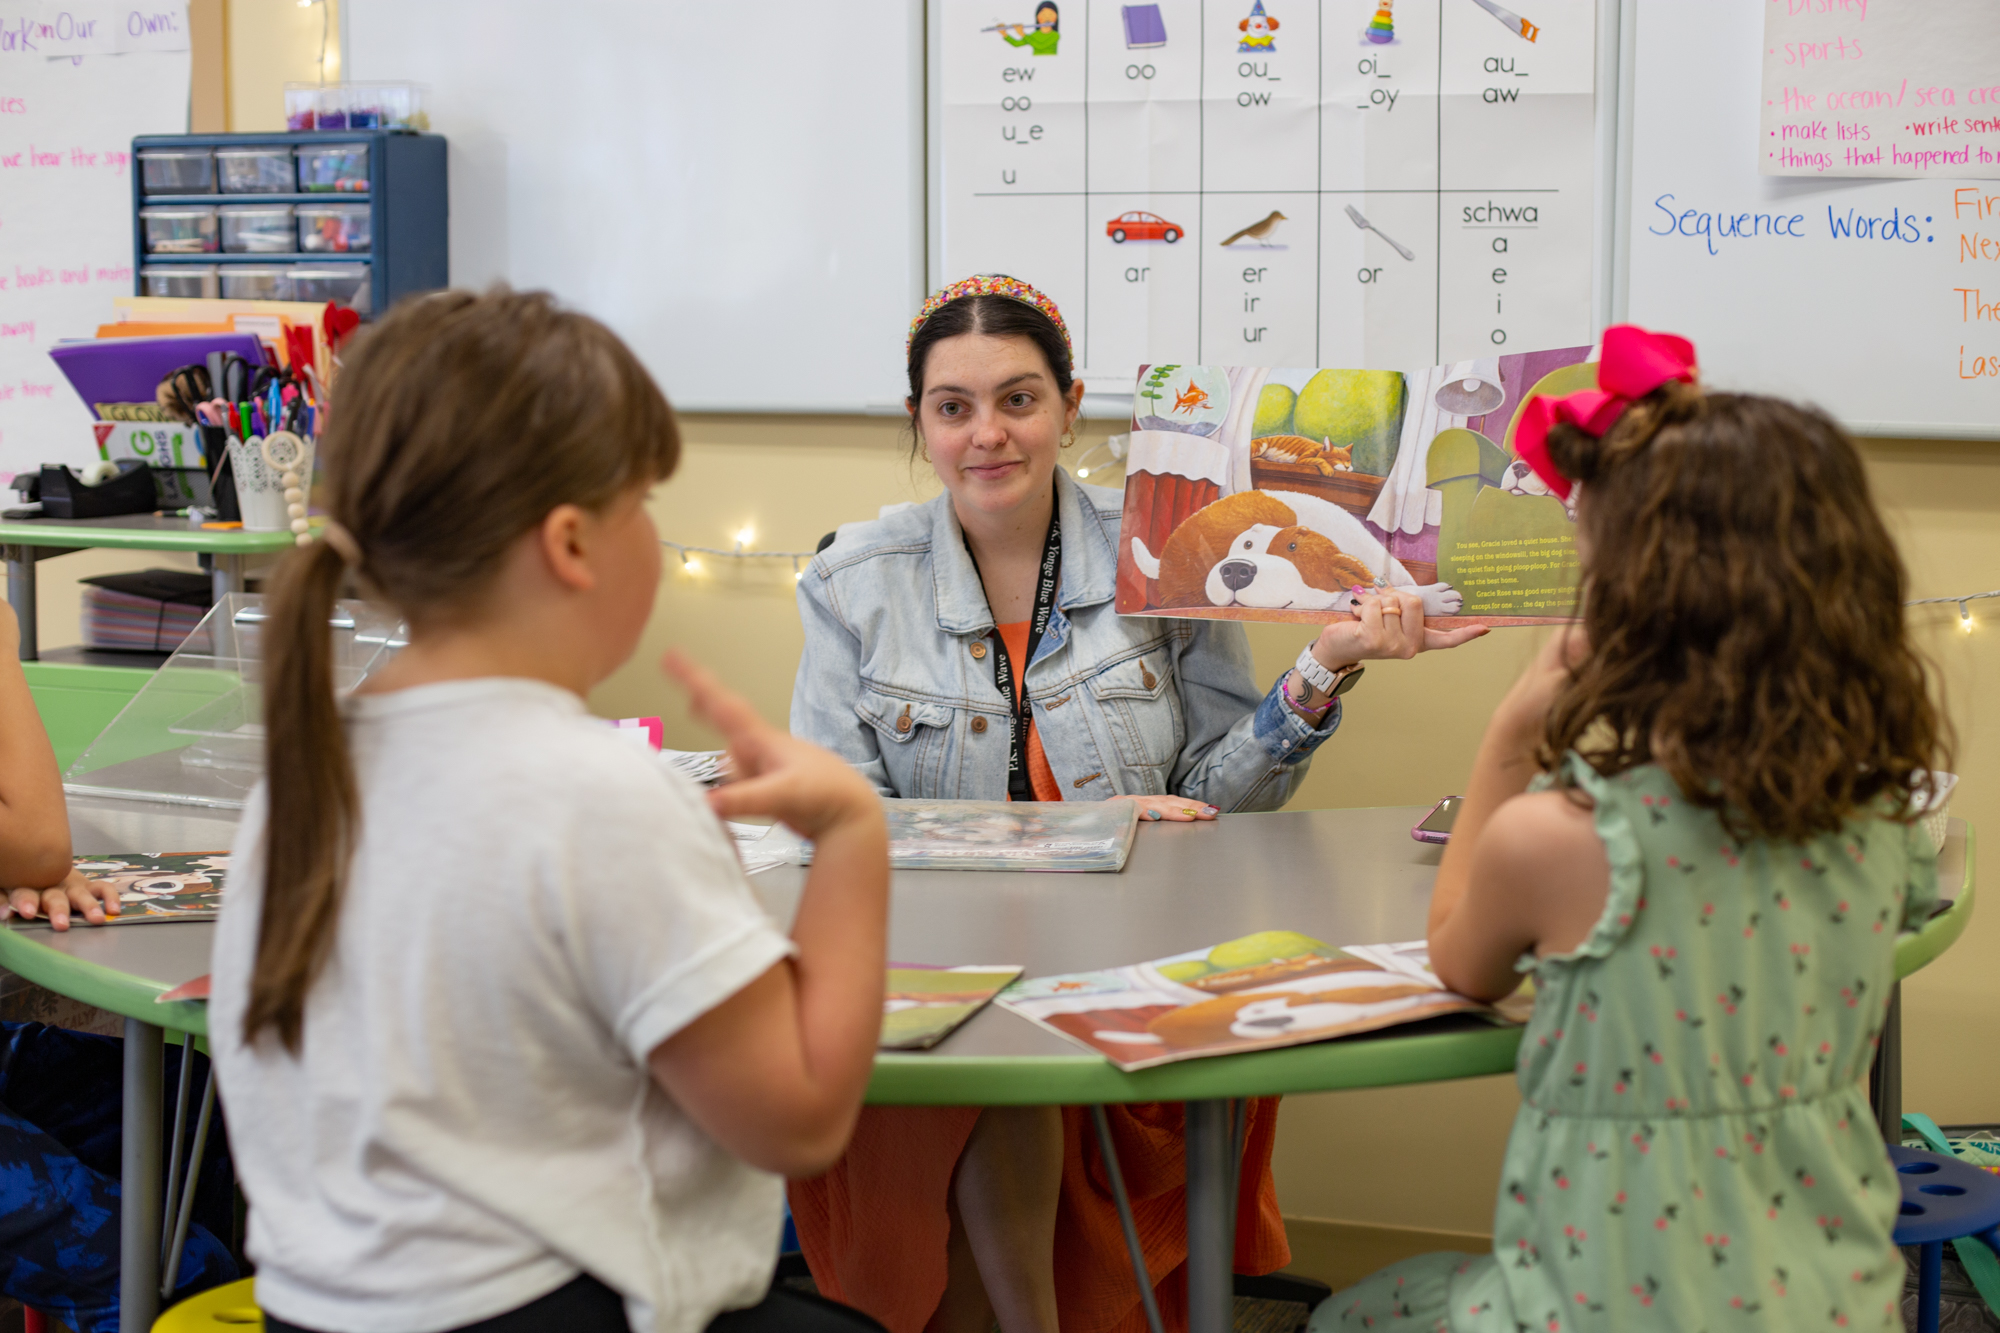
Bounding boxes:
[1761,0,2000,180]
[0,1,190,474]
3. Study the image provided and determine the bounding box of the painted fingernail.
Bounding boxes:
[1204,806,1219,815]
[1146,810,1161,820]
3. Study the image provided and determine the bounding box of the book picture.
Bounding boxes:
[787,799,1140,873]
[1116,347,1595,627]
[997,930,1506,1071]
[881,965,1025,1051]
[42,851,232,925]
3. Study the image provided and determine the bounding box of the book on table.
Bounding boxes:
[780,799,1141,873]
[997,931,1521,1070]
[881,964,1024,1050]
[4,852,230,929]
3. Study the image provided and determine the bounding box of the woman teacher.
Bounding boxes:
[787,275,1485,1333]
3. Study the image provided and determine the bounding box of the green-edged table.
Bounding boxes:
[1,802,1973,1333]
[1,514,300,660]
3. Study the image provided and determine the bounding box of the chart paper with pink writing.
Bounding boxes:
[0,2,191,473]
[1761,0,2000,180]
[937,0,1600,390]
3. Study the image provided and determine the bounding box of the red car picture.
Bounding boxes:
[1106,211,1183,243]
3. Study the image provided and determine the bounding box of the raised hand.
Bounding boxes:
[661,651,882,841]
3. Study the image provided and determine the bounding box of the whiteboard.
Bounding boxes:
[345,0,925,415]
[1620,0,1996,440]
[0,2,191,473]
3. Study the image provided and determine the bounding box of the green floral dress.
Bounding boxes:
[1309,754,1938,1333]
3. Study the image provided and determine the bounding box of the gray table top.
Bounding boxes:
[750,805,1446,1059]
[9,797,1970,1107]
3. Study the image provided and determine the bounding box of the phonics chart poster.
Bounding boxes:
[937,0,1599,388]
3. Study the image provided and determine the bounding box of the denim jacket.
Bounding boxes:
[790,470,1340,810]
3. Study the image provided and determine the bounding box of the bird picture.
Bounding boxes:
[1220,210,1288,247]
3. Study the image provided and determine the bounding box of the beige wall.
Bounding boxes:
[223,0,341,132]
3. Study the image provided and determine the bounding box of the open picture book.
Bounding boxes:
[1117,347,1595,628]
[774,799,1140,873]
[997,931,1521,1071]
[5,852,231,929]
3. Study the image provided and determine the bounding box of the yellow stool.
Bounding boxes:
[151,1277,264,1330]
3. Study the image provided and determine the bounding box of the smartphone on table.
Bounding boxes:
[1412,796,1460,845]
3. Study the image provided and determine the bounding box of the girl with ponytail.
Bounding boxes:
[209,289,890,1333]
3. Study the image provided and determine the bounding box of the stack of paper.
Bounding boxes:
[658,748,728,786]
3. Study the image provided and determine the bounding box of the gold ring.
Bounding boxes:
[1378,603,1403,615]
[1183,809,1198,816]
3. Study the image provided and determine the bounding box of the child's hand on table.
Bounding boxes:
[662,651,883,841]
[2,868,119,930]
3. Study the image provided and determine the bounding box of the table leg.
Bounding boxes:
[121,1019,163,1333]
[1184,1099,1234,1333]
[7,544,37,661]
[1870,982,1902,1144]
[211,553,245,608]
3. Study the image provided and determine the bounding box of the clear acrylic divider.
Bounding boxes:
[63,592,405,810]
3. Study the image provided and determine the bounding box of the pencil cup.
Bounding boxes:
[227,439,289,532]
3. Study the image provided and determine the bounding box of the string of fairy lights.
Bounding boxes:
[663,437,1996,631]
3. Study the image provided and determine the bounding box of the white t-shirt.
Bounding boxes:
[209,678,795,1333]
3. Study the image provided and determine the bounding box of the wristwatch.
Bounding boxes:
[1294,644,1366,699]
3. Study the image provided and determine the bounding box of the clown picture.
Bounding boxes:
[1238,0,1278,51]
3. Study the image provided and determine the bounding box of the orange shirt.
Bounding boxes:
[993,620,1063,802]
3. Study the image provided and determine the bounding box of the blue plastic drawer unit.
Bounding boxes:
[129,129,447,320]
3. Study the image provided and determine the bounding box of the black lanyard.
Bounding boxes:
[963,502,1061,799]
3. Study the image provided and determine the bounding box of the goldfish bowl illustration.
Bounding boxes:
[1133,363,1232,436]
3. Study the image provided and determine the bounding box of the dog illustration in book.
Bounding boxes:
[1500,457,1578,521]
[1146,973,1442,1051]
[74,857,223,916]
[1129,489,1462,615]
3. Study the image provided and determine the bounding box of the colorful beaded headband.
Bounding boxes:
[907,274,1073,358]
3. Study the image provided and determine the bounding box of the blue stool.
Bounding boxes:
[1890,1146,2000,1333]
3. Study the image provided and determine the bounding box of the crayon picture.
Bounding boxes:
[1115,346,1597,626]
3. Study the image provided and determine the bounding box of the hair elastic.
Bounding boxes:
[1512,324,1699,501]
[907,274,1073,359]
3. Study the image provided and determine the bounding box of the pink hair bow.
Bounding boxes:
[1512,325,1698,501]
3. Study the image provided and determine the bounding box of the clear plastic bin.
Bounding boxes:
[219,204,295,254]
[138,148,214,195]
[314,86,349,130]
[140,206,219,254]
[297,203,370,253]
[295,142,368,192]
[220,265,293,301]
[215,146,295,194]
[289,264,371,312]
[141,265,219,299]
[378,83,427,131]
[285,83,318,131]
